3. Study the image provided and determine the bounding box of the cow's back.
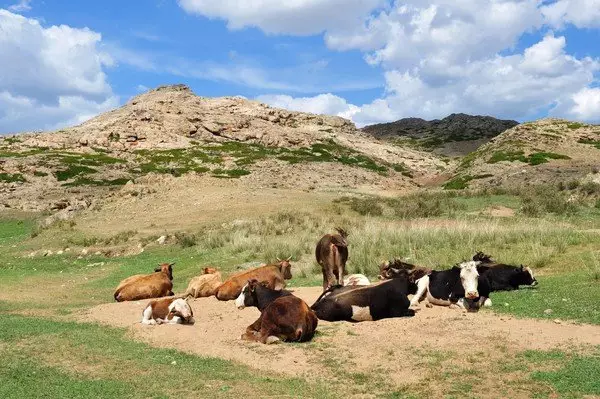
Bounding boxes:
[116,273,173,301]
[216,265,283,301]
[185,273,222,298]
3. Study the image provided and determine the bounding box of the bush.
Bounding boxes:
[347,197,384,216]
[519,186,578,216]
[174,232,197,248]
[579,182,600,196]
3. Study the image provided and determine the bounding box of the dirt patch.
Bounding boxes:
[80,286,600,391]
[482,205,516,217]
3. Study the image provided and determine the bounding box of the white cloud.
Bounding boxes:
[8,0,32,12]
[177,0,385,35]
[262,35,600,126]
[136,84,150,92]
[257,93,360,119]
[542,0,600,29]
[0,9,116,134]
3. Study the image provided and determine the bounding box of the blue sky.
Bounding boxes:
[1,0,599,133]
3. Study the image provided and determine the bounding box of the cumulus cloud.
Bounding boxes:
[185,0,599,124]
[177,0,385,35]
[261,34,600,126]
[257,93,360,120]
[0,9,116,133]
[542,0,600,29]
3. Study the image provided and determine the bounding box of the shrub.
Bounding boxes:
[519,186,578,216]
[567,180,580,190]
[347,197,384,216]
[174,232,197,248]
[579,182,600,196]
[0,173,25,183]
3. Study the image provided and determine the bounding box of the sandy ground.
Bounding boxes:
[81,287,600,386]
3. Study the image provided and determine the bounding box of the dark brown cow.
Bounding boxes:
[378,258,432,283]
[235,279,318,344]
[316,228,349,291]
[114,263,174,302]
[214,258,292,301]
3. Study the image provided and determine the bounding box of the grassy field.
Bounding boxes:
[1,189,599,398]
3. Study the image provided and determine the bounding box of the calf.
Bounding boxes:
[473,252,538,291]
[215,259,292,301]
[114,263,174,302]
[141,297,195,325]
[378,259,432,282]
[184,267,222,298]
[235,279,318,344]
[411,261,491,311]
[310,272,416,322]
[343,274,370,286]
[316,228,349,291]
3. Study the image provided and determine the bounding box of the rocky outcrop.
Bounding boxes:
[362,113,518,142]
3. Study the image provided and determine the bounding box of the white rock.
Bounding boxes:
[157,235,167,245]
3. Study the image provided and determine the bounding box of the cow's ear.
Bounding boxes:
[520,265,524,270]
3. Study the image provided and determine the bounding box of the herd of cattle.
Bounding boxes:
[114,228,538,345]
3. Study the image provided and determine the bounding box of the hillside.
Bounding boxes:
[445,119,600,190]
[362,113,518,156]
[0,84,446,212]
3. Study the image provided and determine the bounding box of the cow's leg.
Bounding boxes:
[257,329,281,345]
[410,276,430,307]
[141,306,154,325]
[337,263,345,286]
[323,268,336,291]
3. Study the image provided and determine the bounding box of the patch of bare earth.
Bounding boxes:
[80,287,600,397]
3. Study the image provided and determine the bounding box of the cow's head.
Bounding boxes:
[168,298,194,324]
[235,279,261,310]
[155,263,174,280]
[458,261,480,299]
[520,265,538,287]
[203,267,218,275]
[276,256,293,280]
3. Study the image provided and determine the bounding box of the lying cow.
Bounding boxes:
[411,260,491,311]
[235,279,318,344]
[141,297,195,325]
[310,272,416,322]
[343,274,370,286]
[114,263,174,302]
[473,252,538,291]
[378,258,432,282]
[316,228,349,291]
[184,267,222,298]
[215,258,292,301]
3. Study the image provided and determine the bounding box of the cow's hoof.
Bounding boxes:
[425,303,433,308]
[449,304,459,310]
[265,336,281,345]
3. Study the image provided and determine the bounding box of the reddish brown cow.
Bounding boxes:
[236,279,318,344]
[214,258,292,301]
[315,228,349,291]
[114,263,174,302]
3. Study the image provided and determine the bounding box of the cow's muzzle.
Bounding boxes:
[465,291,479,300]
[531,280,538,287]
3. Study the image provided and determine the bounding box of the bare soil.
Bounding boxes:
[80,287,600,391]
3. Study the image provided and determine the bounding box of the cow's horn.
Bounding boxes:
[276,257,282,262]
[286,256,292,261]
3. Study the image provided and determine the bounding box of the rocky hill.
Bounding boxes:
[445,119,600,190]
[0,85,447,212]
[362,113,518,156]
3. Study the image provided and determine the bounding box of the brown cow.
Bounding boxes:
[141,297,195,325]
[235,279,318,344]
[315,228,349,291]
[378,258,432,282]
[114,263,174,302]
[183,267,222,298]
[214,259,292,301]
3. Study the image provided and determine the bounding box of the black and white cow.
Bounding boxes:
[310,274,416,322]
[473,252,538,291]
[410,260,491,311]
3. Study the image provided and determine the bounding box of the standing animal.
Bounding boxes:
[141,297,195,325]
[235,279,318,344]
[410,261,491,311]
[472,252,538,291]
[215,258,292,301]
[114,263,174,302]
[378,259,432,282]
[310,271,416,322]
[316,228,349,291]
[343,274,371,286]
[184,267,222,298]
